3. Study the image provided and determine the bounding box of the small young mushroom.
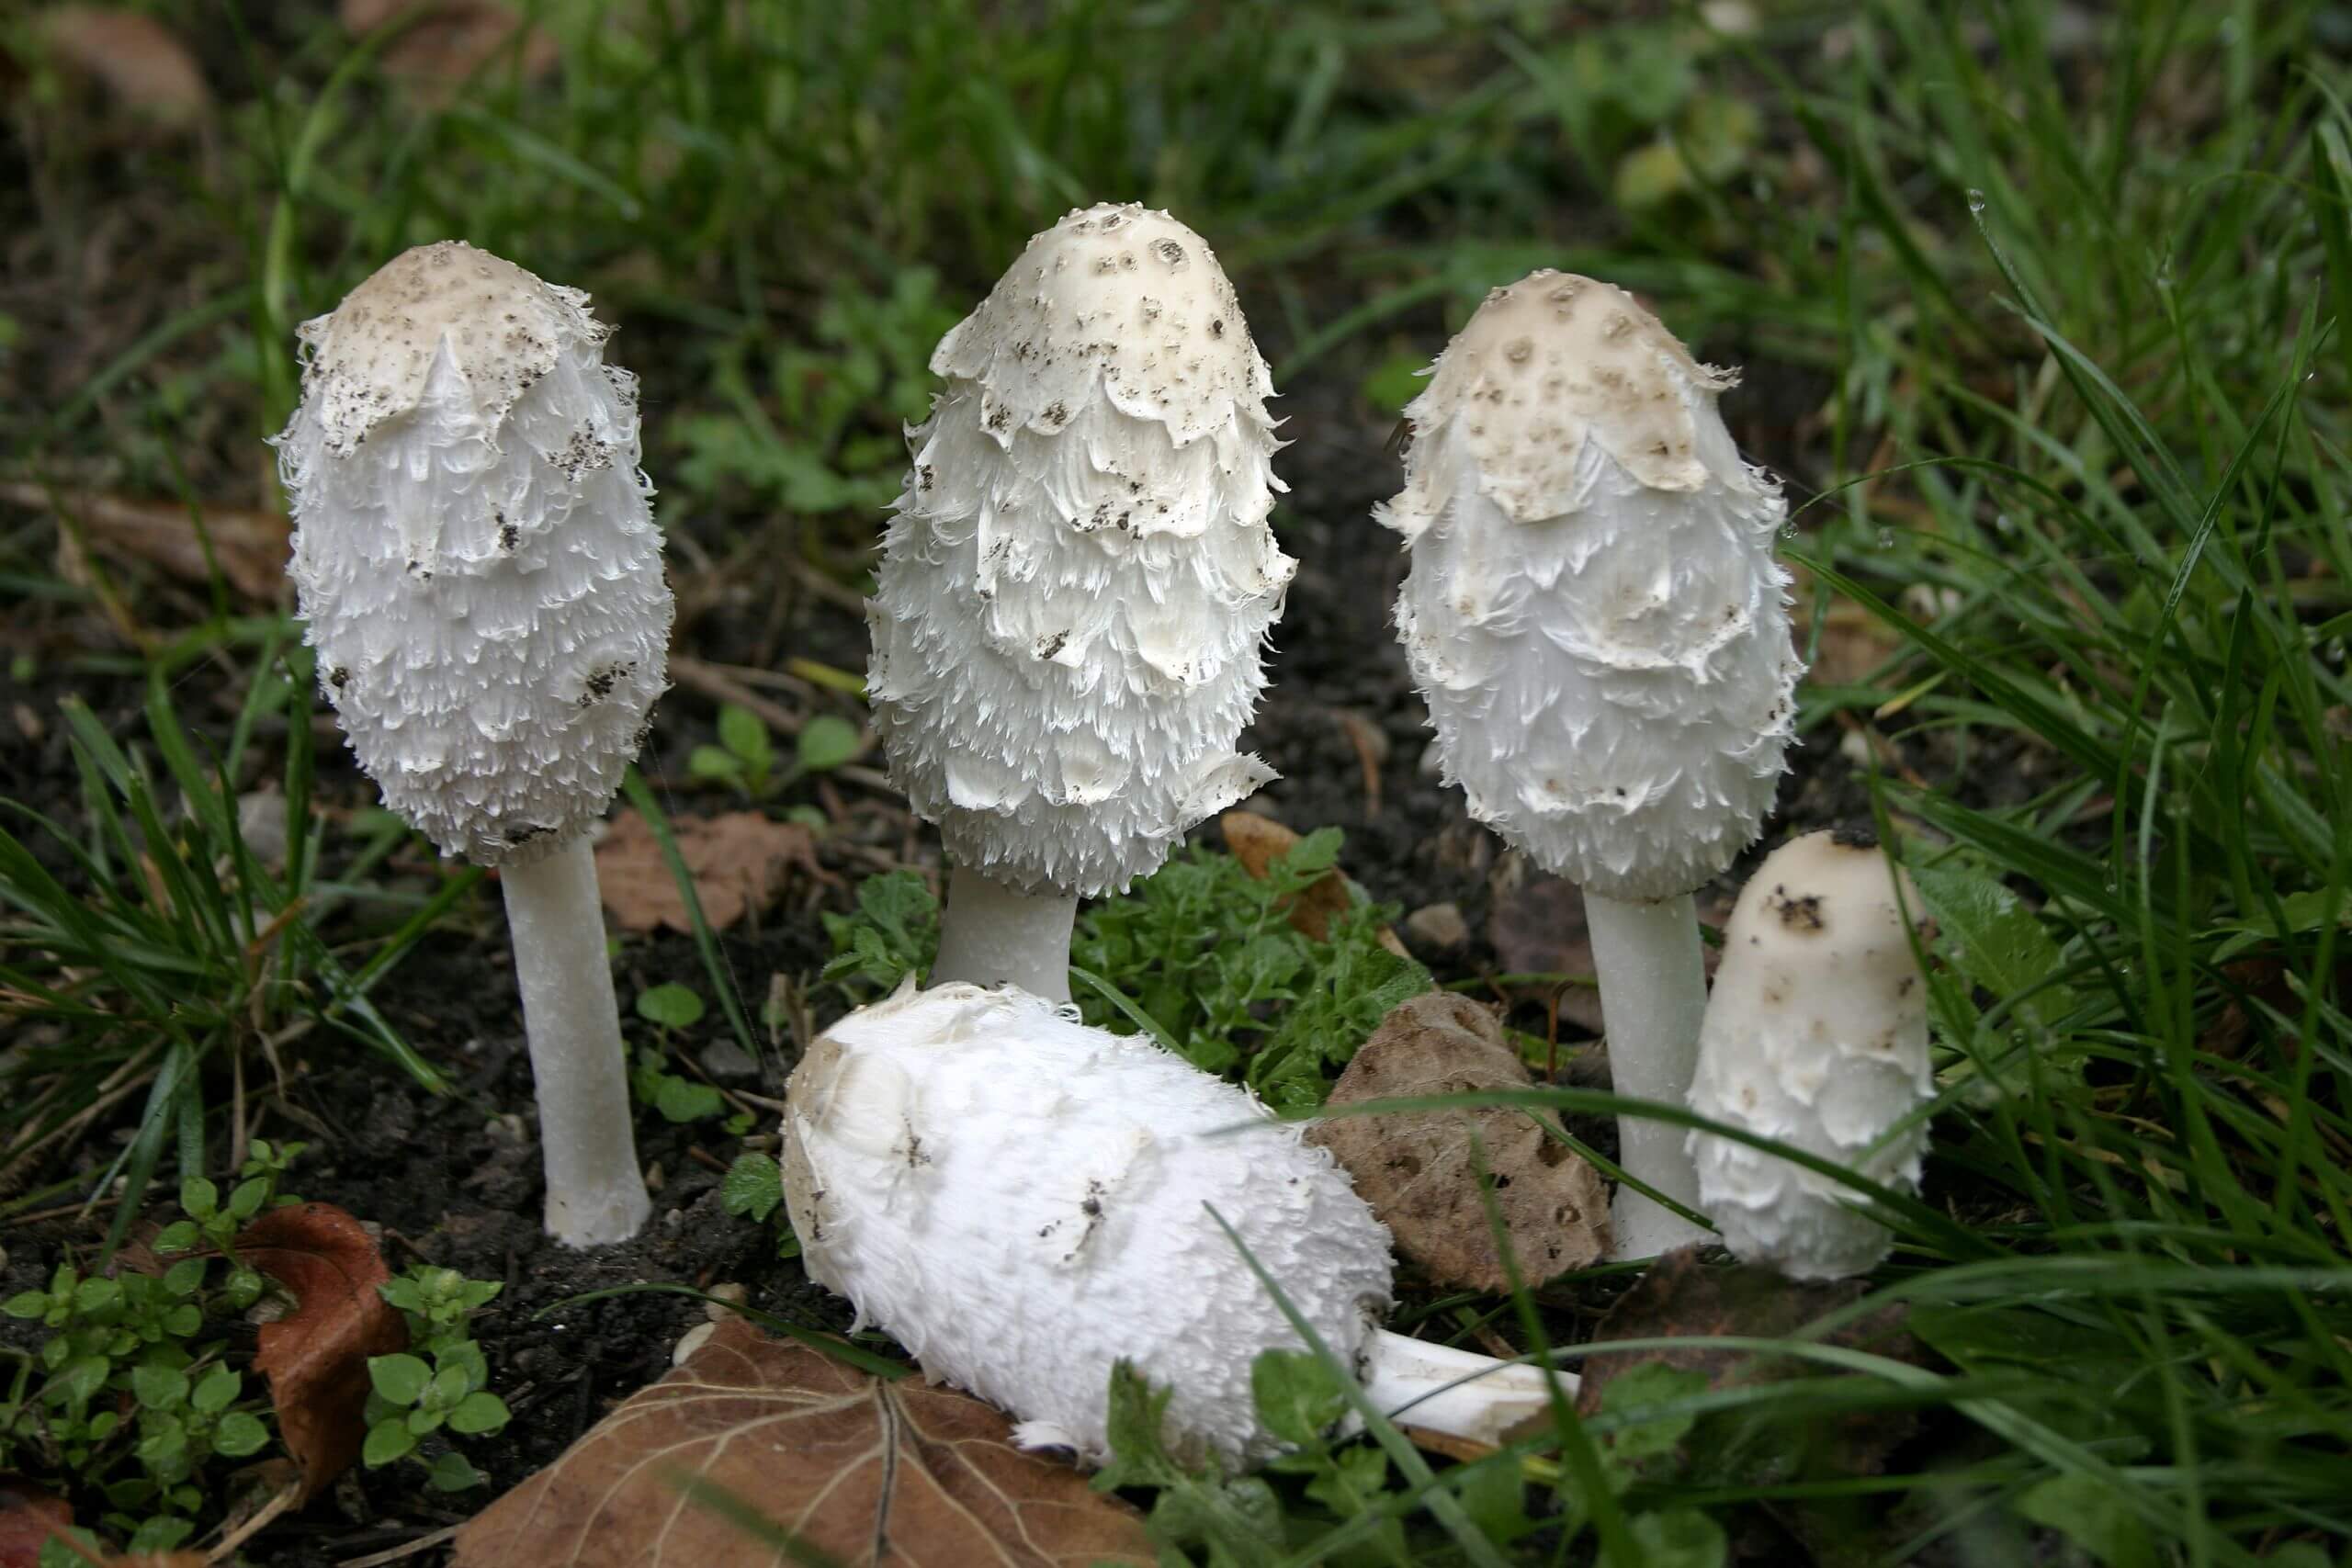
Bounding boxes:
[867,203,1295,1001]
[782,983,1558,1466]
[1686,830,1931,1280]
[276,241,670,1247]
[1376,271,1804,1259]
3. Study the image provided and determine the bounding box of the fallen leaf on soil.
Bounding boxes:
[5,485,288,603]
[0,1480,73,1568]
[1566,1247,1924,1477]
[1309,991,1610,1290]
[1220,810,1409,956]
[239,1202,408,1502]
[341,0,559,90]
[452,1314,1151,1568]
[594,809,822,934]
[36,8,210,129]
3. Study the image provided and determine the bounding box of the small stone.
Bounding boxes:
[697,1040,760,1082]
[703,1281,748,1323]
[1404,902,1470,953]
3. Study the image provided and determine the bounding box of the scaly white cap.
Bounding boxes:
[867,203,1295,898]
[1686,830,1932,1280]
[277,241,671,865]
[782,981,1393,1466]
[1379,271,1802,901]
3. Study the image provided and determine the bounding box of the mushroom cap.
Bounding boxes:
[868,204,1294,897]
[277,241,671,866]
[1685,830,1932,1280]
[781,981,1394,1467]
[1379,271,1801,900]
[932,202,1274,450]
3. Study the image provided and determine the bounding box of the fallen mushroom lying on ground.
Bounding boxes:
[1377,271,1804,1259]
[780,982,1560,1466]
[867,202,1294,1001]
[275,240,670,1247]
[1687,829,1934,1280]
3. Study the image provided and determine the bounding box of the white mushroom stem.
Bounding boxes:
[1359,1328,1566,1446]
[931,866,1078,1002]
[1586,891,1711,1258]
[501,837,651,1248]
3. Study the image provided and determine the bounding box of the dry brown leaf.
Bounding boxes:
[4,485,287,603]
[239,1201,408,1502]
[0,1480,73,1568]
[37,8,210,129]
[594,809,821,934]
[452,1315,1151,1568]
[1565,1247,1922,1476]
[341,0,559,90]
[1219,810,1408,956]
[1309,991,1609,1291]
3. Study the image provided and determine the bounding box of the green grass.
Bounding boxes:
[5,0,2351,1562]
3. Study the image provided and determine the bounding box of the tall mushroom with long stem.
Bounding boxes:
[1378,272,1804,1258]
[867,203,1294,1001]
[276,241,671,1247]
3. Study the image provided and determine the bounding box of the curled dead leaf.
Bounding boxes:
[1219,809,1409,956]
[36,8,210,129]
[594,809,822,934]
[239,1201,407,1502]
[452,1314,1150,1568]
[1310,991,1610,1291]
[341,0,559,92]
[4,485,287,603]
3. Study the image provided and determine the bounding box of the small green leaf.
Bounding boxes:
[191,1364,241,1414]
[179,1176,219,1221]
[718,704,773,769]
[429,1361,471,1410]
[222,1265,264,1310]
[722,1153,785,1222]
[796,716,860,773]
[1250,1348,1347,1447]
[227,1176,271,1221]
[72,1277,120,1314]
[637,982,707,1030]
[153,1220,201,1255]
[655,1076,725,1123]
[3,1292,48,1319]
[2016,1474,2157,1568]
[132,1363,189,1411]
[368,1353,433,1406]
[162,1258,207,1297]
[214,1410,270,1457]
[363,1417,417,1466]
[379,1277,426,1313]
[447,1391,511,1436]
[427,1449,487,1491]
[687,744,745,784]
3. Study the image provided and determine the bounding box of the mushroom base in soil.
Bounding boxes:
[501,838,654,1247]
[780,982,1561,1466]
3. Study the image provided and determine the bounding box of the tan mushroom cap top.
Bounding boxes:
[932,202,1273,450]
[1393,270,1747,529]
[295,239,603,457]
